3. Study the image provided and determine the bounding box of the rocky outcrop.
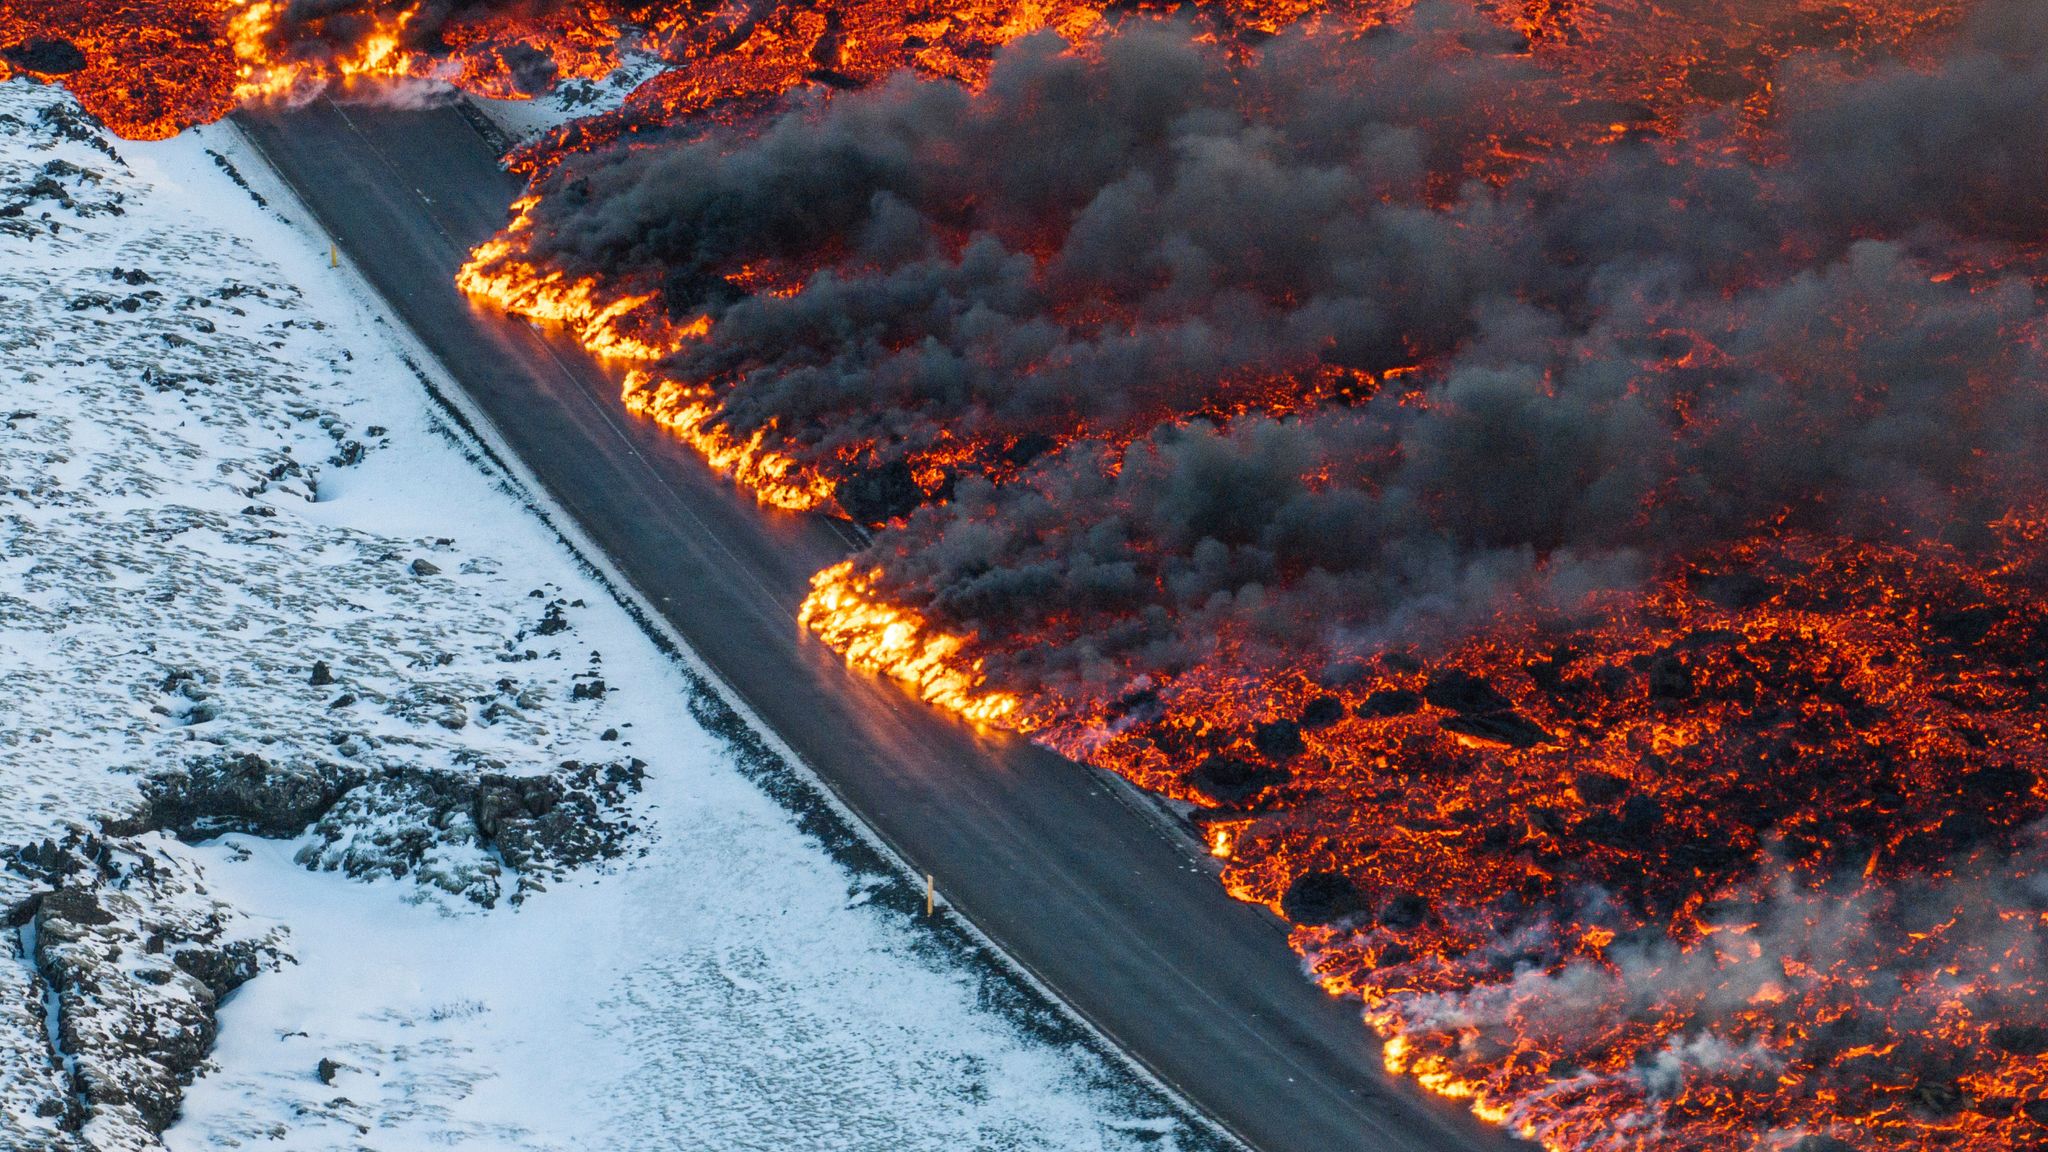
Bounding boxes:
[297,758,646,906]
[6,831,284,1150]
[109,753,364,842]
[108,751,645,908]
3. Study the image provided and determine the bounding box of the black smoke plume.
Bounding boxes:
[497,1,2048,697]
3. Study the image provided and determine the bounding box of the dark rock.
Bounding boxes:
[534,601,569,636]
[1789,1138,1860,1152]
[1356,689,1423,718]
[1929,604,2004,647]
[1620,794,1666,833]
[118,753,363,841]
[1910,1078,1966,1118]
[1975,1096,2020,1119]
[1574,812,1627,847]
[3,39,88,75]
[409,558,440,577]
[2026,1100,2048,1127]
[1572,772,1629,806]
[317,1057,341,1085]
[1423,670,1513,715]
[571,678,607,701]
[1689,571,1778,609]
[1108,686,1164,725]
[38,886,113,927]
[1280,871,1367,926]
[1440,711,1552,748]
[1993,1024,2048,1057]
[308,660,334,686]
[1250,719,1305,760]
[601,728,619,741]
[836,458,925,525]
[1646,651,1694,701]
[1003,432,1057,468]
[1297,696,1345,729]
[1187,755,1288,804]
[1379,892,1431,931]
[173,938,265,1000]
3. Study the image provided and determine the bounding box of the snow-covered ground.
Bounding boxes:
[0,77,1211,1152]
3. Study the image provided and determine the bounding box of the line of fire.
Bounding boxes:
[8,2,2044,1148]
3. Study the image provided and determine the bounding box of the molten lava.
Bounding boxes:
[10,1,2048,1150]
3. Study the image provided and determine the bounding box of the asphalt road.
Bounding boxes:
[235,96,1524,1152]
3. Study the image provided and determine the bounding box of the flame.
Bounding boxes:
[621,368,836,512]
[798,561,1024,727]
[9,1,2041,1149]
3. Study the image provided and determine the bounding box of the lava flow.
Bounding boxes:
[458,3,2048,1148]
[0,0,639,140]
[10,0,2048,1149]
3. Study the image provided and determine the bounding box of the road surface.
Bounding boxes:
[235,96,1525,1152]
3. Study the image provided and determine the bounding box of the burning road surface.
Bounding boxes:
[9,0,2048,1149]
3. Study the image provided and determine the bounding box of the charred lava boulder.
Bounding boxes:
[1572,772,1629,806]
[1356,688,1422,718]
[1993,1024,2048,1058]
[3,39,88,75]
[1002,432,1058,468]
[1927,603,2005,647]
[1618,794,1666,834]
[1187,754,1288,804]
[1379,892,1431,932]
[1439,711,1553,749]
[117,753,363,841]
[1250,719,1306,760]
[1280,870,1367,926]
[1645,650,1694,701]
[836,459,925,525]
[1297,695,1346,729]
[1788,1138,1860,1152]
[1423,670,1514,715]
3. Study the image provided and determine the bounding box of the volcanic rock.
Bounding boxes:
[1423,670,1513,714]
[13,834,284,1143]
[1187,754,1288,804]
[1572,772,1629,806]
[1379,892,1431,932]
[1250,719,1306,760]
[1440,711,1553,749]
[308,659,335,686]
[1280,870,1367,926]
[836,458,925,524]
[1619,794,1667,833]
[1645,650,1694,701]
[3,40,88,76]
[117,752,364,841]
[1297,695,1345,728]
[1356,688,1422,718]
[1993,1024,2048,1057]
